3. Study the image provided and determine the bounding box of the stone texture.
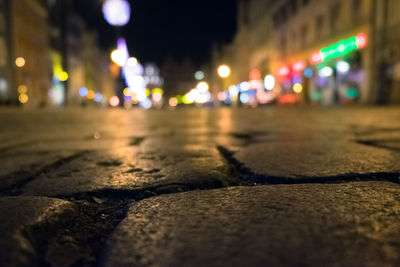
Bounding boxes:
[0,197,75,266]
[231,139,400,179]
[105,182,400,267]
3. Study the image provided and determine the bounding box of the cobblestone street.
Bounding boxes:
[0,107,399,266]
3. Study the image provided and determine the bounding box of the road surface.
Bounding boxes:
[0,106,399,266]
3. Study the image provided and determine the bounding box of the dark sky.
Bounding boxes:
[74,0,238,66]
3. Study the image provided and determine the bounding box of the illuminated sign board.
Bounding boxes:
[310,33,367,64]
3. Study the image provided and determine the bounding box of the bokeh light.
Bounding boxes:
[217,91,227,102]
[123,87,131,96]
[264,75,275,90]
[18,85,27,94]
[195,71,205,80]
[15,57,26,68]
[277,66,290,76]
[356,33,368,49]
[94,93,103,103]
[79,87,88,97]
[196,82,209,93]
[337,61,350,73]
[87,90,95,99]
[239,81,250,92]
[109,96,120,107]
[169,97,178,107]
[240,93,249,104]
[218,65,231,78]
[310,52,323,64]
[111,49,127,67]
[103,0,131,26]
[140,98,152,109]
[127,57,138,67]
[293,83,303,93]
[292,61,306,72]
[229,85,239,97]
[19,93,29,104]
[319,66,334,77]
[304,68,313,78]
[152,92,162,102]
[59,72,69,82]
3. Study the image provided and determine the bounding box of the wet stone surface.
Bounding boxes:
[0,107,399,266]
[105,182,400,267]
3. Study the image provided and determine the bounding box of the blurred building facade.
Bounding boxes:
[0,0,117,107]
[373,0,400,104]
[161,57,196,98]
[0,0,51,106]
[0,0,13,104]
[49,0,117,107]
[216,0,400,105]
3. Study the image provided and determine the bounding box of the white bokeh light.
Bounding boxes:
[103,0,131,26]
[337,61,350,73]
[264,74,275,90]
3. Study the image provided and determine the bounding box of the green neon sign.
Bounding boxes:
[310,33,367,64]
[320,36,358,61]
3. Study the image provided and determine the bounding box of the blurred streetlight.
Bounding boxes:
[196,81,209,93]
[127,57,138,67]
[217,65,231,78]
[15,57,26,68]
[103,0,131,26]
[111,50,125,66]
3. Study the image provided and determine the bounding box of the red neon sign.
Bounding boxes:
[310,52,323,64]
[277,66,290,76]
[292,61,306,72]
[356,33,367,49]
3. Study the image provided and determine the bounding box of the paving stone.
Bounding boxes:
[21,144,233,197]
[0,197,75,266]
[229,140,400,179]
[0,151,77,192]
[105,182,400,267]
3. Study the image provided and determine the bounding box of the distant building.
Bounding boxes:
[0,0,13,104]
[161,56,196,98]
[217,0,400,105]
[0,0,51,107]
[48,0,70,106]
[143,63,163,90]
[0,0,117,107]
[374,0,400,103]
[65,13,86,106]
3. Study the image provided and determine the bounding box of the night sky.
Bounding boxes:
[74,0,238,66]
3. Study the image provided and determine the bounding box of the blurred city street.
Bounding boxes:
[1,0,400,265]
[0,106,399,266]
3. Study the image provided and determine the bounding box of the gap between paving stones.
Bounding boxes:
[216,145,400,186]
[0,151,89,196]
[355,139,400,152]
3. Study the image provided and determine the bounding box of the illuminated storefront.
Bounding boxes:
[308,33,367,104]
[275,33,368,105]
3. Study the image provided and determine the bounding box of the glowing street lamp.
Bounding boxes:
[196,81,209,93]
[103,0,131,27]
[110,38,129,67]
[111,50,126,67]
[127,57,138,67]
[15,57,26,68]
[218,65,231,78]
